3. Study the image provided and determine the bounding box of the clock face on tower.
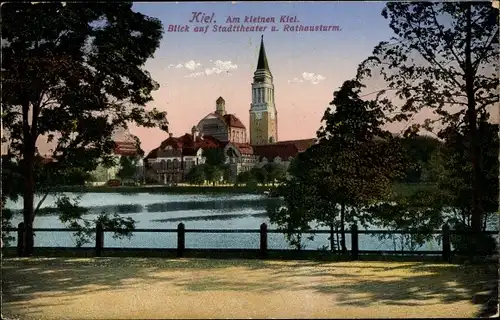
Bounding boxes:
[256,112,262,120]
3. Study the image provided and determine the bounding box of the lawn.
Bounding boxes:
[2,257,496,319]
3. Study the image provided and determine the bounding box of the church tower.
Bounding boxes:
[215,96,226,116]
[250,35,278,145]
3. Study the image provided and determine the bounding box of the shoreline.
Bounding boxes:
[49,182,432,195]
[51,185,276,194]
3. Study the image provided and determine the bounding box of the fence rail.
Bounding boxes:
[6,222,497,261]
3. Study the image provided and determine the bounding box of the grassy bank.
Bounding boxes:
[54,182,432,195]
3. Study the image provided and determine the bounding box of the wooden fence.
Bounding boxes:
[9,222,497,261]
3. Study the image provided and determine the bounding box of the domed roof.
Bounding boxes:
[222,114,246,129]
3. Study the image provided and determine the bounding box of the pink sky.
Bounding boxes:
[20,2,498,155]
[126,2,400,154]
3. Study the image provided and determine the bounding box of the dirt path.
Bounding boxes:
[2,257,492,319]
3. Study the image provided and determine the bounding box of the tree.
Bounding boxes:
[117,156,139,182]
[272,80,405,253]
[428,118,498,228]
[202,148,226,167]
[250,166,268,185]
[2,2,168,256]
[356,2,499,232]
[267,177,316,251]
[285,144,341,251]
[1,154,22,246]
[203,164,223,186]
[365,189,445,252]
[185,165,206,185]
[315,80,405,253]
[263,162,286,185]
[235,171,251,185]
[399,135,442,183]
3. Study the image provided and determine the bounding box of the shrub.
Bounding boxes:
[450,222,497,257]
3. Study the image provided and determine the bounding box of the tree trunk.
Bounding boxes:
[340,203,347,253]
[22,136,35,257]
[464,3,483,233]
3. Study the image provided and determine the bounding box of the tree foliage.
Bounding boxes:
[250,166,268,184]
[268,178,315,251]
[117,156,139,181]
[270,80,405,252]
[366,189,445,251]
[398,135,442,183]
[356,2,499,232]
[185,165,206,185]
[203,164,223,186]
[357,2,498,131]
[2,2,167,255]
[202,148,226,167]
[428,118,499,228]
[263,162,286,185]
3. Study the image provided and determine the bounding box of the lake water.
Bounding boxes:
[4,192,498,252]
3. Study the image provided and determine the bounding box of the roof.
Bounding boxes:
[112,127,137,143]
[252,143,298,161]
[114,141,140,157]
[256,35,271,73]
[216,96,225,103]
[231,142,254,155]
[222,114,246,129]
[252,138,316,161]
[145,147,160,159]
[146,133,222,159]
[275,138,317,152]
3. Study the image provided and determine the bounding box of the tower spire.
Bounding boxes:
[256,35,270,73]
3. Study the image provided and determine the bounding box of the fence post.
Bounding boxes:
[95,222,104,257]
[351,224,359,260]
[17,222,25,257]
[260,223,268,258]
[177,223,185,258]
[442,224,451,262]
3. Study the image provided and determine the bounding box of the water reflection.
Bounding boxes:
[152,212,269,223]
[9,198,282,216]
[4,192,497,252]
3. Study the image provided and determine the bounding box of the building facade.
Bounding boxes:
[89,127,142,185]
[197,97,248,144]
[145,130,258,184]
[145,36,317,184]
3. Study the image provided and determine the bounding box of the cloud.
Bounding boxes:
[287,77,303,84]
[288,72,326,85]
[168,60,202,70]
[186,60,238,78]
[184,60,201,71]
